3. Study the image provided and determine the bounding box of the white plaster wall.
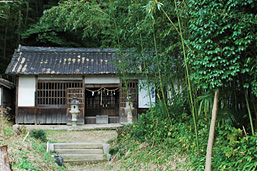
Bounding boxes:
[85,77,120,84]
[167,80,182,99]
[138,80,155,108]
[18,76,36,107]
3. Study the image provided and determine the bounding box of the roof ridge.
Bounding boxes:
[18,45,119,53]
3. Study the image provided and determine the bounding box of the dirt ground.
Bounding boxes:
[46,130,117,143]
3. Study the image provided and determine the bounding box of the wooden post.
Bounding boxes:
[0,145,12,171]
[205,90,219,171]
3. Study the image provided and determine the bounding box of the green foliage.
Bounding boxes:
[190,126,257,170]
[12,137,66,171]
[0,0,60,76]
[132,103,174,143]
[114,105,257,170]
[21,23,101,47]
[30,129,47,142]
[39,0,185,89]
[110,123,188,170]
[186,0,257,91]
[14,158,37,171]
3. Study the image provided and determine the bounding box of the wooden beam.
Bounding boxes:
[85,84,120,88]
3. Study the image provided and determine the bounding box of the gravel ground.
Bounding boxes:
[46,130,117,143]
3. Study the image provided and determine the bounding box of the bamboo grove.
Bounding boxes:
[1,0,257,169]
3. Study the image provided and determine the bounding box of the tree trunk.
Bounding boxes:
[205,90,219,171]
[0,145,12,171]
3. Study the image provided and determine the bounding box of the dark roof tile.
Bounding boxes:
[6,45,119,75]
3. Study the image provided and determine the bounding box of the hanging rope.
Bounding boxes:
[85,87,119,93]
[85,87,119,106]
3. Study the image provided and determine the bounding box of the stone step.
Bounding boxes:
[55,149,104,154]
[61,154,104,162]
[47,142,110,163]
[53,143,103,149]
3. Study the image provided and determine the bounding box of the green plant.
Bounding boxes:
[0,110,14,137]
[13,158,38,171]
[30,129,47,142]
[189,124,257,170]
[111,105,257,170]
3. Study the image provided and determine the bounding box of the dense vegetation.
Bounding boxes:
[1,0,257,170]
[110,104,257,170]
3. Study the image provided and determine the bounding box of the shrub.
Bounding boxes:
[30,129,47,142]
[114,103,257,170]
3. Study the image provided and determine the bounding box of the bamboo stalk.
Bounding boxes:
[245,90,254,135]
[172,0,199,153]
[140,33,155,124]
[113,19,134,122]
[153,26,170,119]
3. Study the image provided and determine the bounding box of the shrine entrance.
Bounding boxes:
[84,85,120,124]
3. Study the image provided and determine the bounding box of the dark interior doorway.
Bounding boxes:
[85,87,119,117]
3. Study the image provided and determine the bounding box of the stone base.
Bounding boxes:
[67,127,83,131]
[96,115,108,124]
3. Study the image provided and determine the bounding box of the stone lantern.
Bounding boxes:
[124,91,134,124]
[69,94,81,127]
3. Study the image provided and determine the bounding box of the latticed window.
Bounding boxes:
[120,80,138,108]
[36,81,83,106]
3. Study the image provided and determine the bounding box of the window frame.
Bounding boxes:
[36,80,83,108]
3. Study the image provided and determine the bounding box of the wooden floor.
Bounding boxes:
[14,123,123,131]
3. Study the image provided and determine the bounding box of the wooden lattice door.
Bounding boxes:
[119,80,138,122]
[66,88,84,125]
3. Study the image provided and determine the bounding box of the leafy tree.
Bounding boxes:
[0,0,60,77]
[39,0,187,108]
[21,23,101,47]
[186,0,257,170]
[0,1,21,77]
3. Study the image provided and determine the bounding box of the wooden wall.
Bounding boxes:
[16,107,121,124]
[16,107,66,124]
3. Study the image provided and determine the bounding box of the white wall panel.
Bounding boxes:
[18,76,36,107]
[85,77,120,84]
[138,80,155,108]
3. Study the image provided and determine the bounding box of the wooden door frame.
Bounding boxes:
[84,84,121,122]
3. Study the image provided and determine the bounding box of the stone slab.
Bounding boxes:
[96,115,108,124]
[15,123,123,131]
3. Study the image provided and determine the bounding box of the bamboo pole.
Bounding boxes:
[245,90,254,135]
[160,0,199,153]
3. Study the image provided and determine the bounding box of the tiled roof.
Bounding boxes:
[5,45,120,75]
[0,78,15,89]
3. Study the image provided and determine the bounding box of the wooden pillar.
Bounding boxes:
[0,145,12,171]
[82,76,85,124]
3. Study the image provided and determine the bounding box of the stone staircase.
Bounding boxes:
[47,142,110,163]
